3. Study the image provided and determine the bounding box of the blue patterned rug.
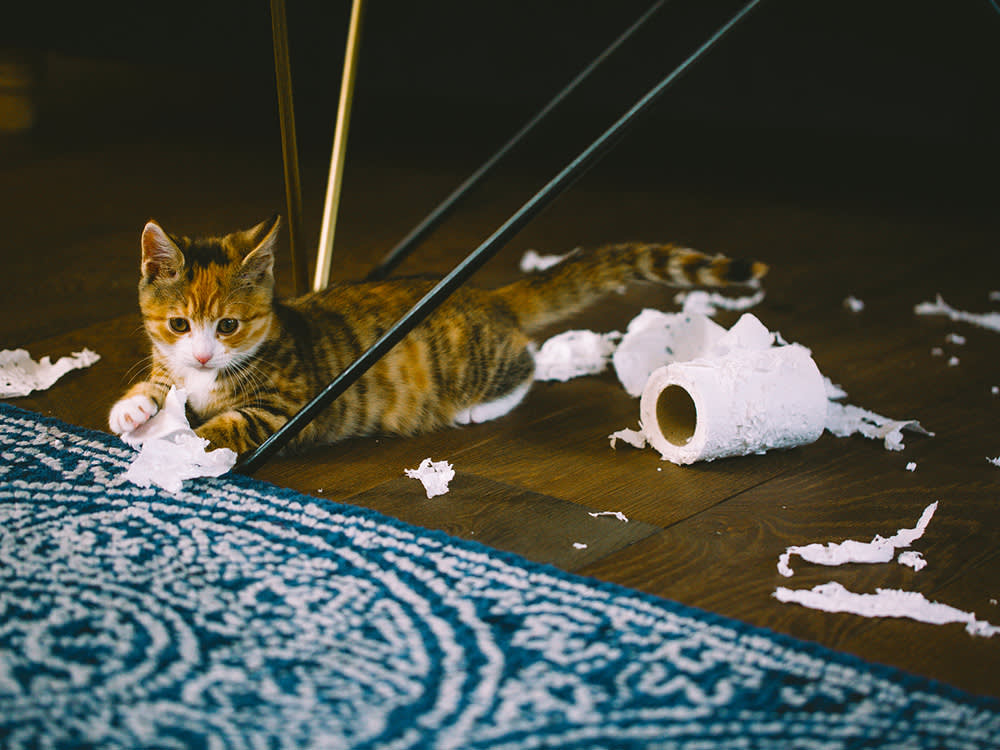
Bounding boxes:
[2,403,998,749]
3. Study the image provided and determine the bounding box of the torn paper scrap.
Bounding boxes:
[573,542,589,550]
[931,347,944,357]
[822,377,848,400]
[405,457,455,498]
[534,330,621,382]
[123,433,237,494]
[673,289,765,317]
[0,348,100,397]
[897,550,927,571]
[608,426,647,450]
[612,309,727,397]
[989,456,1000,468]
[843,296,865,313]
[774,582,1000,638]
[915,294,1000,333]
[589,510,629,522]
[119,385,193,449]
[824,400,932,451]
[947,356,960,367]
[905,462,917,472]
[990,291,1000,302]
[777,501,937,577]
[944,332,966,345]
[520,249,571,272]
[120,386,237,493]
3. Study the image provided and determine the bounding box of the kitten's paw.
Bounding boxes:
[109,395,159,434]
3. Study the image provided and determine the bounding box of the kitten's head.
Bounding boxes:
[137,215,280,375]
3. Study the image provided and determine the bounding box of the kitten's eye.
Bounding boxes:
[217,318,239,335]
[168,317,190,333]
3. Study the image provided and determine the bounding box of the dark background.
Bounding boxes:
[8,1,998,139]
[5,1,999,215]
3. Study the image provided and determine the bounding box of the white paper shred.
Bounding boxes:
[991,386,999,396]
[404,457,455,498]
[905,462,917,472]
[774,583,1000,638]
[608,426,647,450]
[519,249,571,272]
[915,294,1000,333]
[0,348,100,397]
[673,288,765,317]
[612,310,729,397]
[572,542,589,550]
[824,400,932,451]
[121,386,237,493]
[822,377,848,400]
[988,456,1000,468]
[843,296,865,313]
[589,510,629,523]
[989,291,1000,302]
[944,332,966,345]
[948,356,960,367]
[777,502,938,577]
[534,329,621,382]
[897,550,927,571]
[931,347,944,357]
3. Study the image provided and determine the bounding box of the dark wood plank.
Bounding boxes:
[338,474,660,571]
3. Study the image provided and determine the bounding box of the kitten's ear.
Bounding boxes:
[141,220,183,282]
[239,214,281,283]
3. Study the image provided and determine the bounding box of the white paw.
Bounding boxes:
[109,395,159,434]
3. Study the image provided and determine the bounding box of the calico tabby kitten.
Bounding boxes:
[109,216,767,455]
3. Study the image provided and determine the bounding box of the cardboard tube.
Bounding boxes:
[639,344,827,464]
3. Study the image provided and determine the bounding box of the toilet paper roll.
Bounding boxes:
[639,344,827,464]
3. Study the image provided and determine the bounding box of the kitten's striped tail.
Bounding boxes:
[496,242,768,332]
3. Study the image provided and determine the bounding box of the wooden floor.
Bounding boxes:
[3,54,999,698]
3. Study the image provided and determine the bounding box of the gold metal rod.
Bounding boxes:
[313,0,365,292]
[269,0,309,296]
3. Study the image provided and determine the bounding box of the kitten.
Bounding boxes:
[109,216,767,455]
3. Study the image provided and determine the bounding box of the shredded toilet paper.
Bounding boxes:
[775,504,1000,637]
[520,249,571,272]
[534,330,621,382]
[612,310,729,397]
[405,457,455,498]
[610,311,931,462]
[989,456,1000,468]
[609,426,647,450]
[843,296,865,313]
[777,502,938,577]
[897,550,927,571]
[915,294,1000,333]
[673,289,765,317]
[120,387,237,493]
[774,583,1000,638]
[0,348,100,397]
[589,510,629,522]
[824,401,931,451]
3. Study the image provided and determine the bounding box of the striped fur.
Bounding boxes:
[109,218,767,455]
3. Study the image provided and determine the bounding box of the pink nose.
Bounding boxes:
[195,353,212,365]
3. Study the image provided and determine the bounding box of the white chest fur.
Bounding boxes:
[180,368,218,414]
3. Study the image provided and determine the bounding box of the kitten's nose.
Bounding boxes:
[195,353,212,365]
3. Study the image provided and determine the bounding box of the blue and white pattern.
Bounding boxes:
[1,403,998,749]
